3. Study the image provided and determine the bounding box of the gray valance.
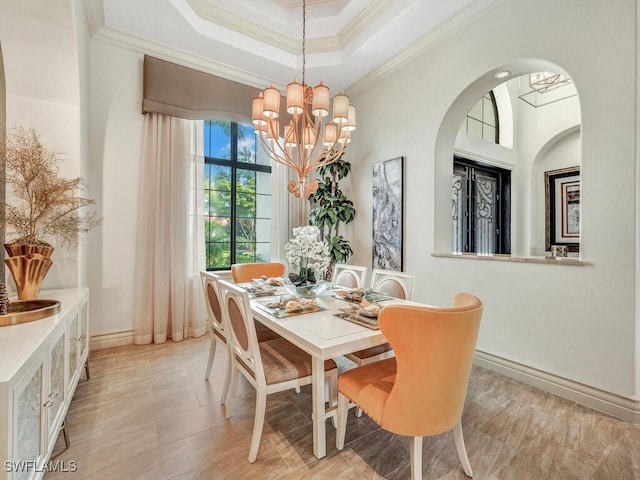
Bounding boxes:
[142,55,260,123]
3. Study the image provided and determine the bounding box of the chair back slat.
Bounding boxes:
[378,293,482,437]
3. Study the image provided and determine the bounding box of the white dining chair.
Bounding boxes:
[200,270,279,404]
[344,269,416,366]
[219,279,338,463]
[200,271,228,387]
[332,264,368,289]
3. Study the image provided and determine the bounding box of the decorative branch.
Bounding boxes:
[2,126,101,247]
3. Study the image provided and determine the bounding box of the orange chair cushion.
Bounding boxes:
[338,358,396,424]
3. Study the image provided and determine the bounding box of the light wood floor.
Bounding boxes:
[45,334,640,480]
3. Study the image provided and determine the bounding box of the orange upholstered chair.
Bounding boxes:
[219,279,338,463]
[230,262,286,283]
[336,293,483,480]
[345,269,416,367]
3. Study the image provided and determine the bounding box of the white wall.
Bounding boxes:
[0,0,82,290]
[87,40,144,336]
[347,0,638,402]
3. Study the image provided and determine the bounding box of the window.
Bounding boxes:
[204,120,272,270]
[452,157,510,254]
[461,91,499,143]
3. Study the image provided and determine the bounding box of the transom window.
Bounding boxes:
[461,92,499,144]
[204,120,272,270]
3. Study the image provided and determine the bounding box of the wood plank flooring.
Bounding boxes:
[45,335,640,479]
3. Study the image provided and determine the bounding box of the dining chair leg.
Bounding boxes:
[204,333,217,380]
[453,420,473,477]
[410,436,423,480]
[248,389,267,463]
[224,359,239,419]
[220,348,232,404]
[335,392,349,450]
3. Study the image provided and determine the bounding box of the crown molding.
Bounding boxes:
[271,0,334,8]
[83,0,106,36]
[185,0,298,53]
[337,0,394,50]
[185,0,395,55]
[347,0,509,96]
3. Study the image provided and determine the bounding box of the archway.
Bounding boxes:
[434,58,582,258]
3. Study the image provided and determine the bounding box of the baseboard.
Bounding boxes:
[90,330,134,350]
[474,350,640,424]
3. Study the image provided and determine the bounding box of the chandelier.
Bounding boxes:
[528,72,572,93]
[251,0,356,198]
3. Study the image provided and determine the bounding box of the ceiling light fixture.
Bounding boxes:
[528,72,572,93]
[251,0,356,198]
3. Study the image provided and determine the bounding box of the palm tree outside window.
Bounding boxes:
[204,120,272,270]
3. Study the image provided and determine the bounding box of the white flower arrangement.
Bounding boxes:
[284,225,331,284]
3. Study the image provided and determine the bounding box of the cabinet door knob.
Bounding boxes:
[49,391,58,399]
[43,400,54,408]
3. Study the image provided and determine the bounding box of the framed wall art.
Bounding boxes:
[545,166,580,252]
[372,157,404,270]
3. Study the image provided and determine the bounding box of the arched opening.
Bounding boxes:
[434,59,582,259]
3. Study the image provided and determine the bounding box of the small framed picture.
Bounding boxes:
[545,166,580,252]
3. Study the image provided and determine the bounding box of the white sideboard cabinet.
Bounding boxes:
[0,288,89,480]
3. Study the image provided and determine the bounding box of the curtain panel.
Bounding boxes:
[133,113,206,344]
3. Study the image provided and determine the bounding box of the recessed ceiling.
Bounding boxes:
[91,0,490,92]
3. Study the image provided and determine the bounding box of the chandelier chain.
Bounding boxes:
[251,0,355,198]
[302,0,306,88]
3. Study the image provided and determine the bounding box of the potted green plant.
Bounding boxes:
[308,155,356,280]
[1,126,101,299]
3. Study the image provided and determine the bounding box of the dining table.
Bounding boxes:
[247,284,415,459]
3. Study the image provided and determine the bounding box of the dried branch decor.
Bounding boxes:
[1,126,101,299]
[3,126,101,247]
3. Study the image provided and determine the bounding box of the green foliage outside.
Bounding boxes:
[308,155,356,280]
[204,120,265,269]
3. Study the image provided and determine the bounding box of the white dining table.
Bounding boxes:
[249,288,410,459]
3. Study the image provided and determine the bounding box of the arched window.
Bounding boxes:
[460,91,499,144]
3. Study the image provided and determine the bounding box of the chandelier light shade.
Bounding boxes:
[252,0,356,198]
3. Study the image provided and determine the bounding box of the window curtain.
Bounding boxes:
[133,112,206,344]
[269,159,309,266]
